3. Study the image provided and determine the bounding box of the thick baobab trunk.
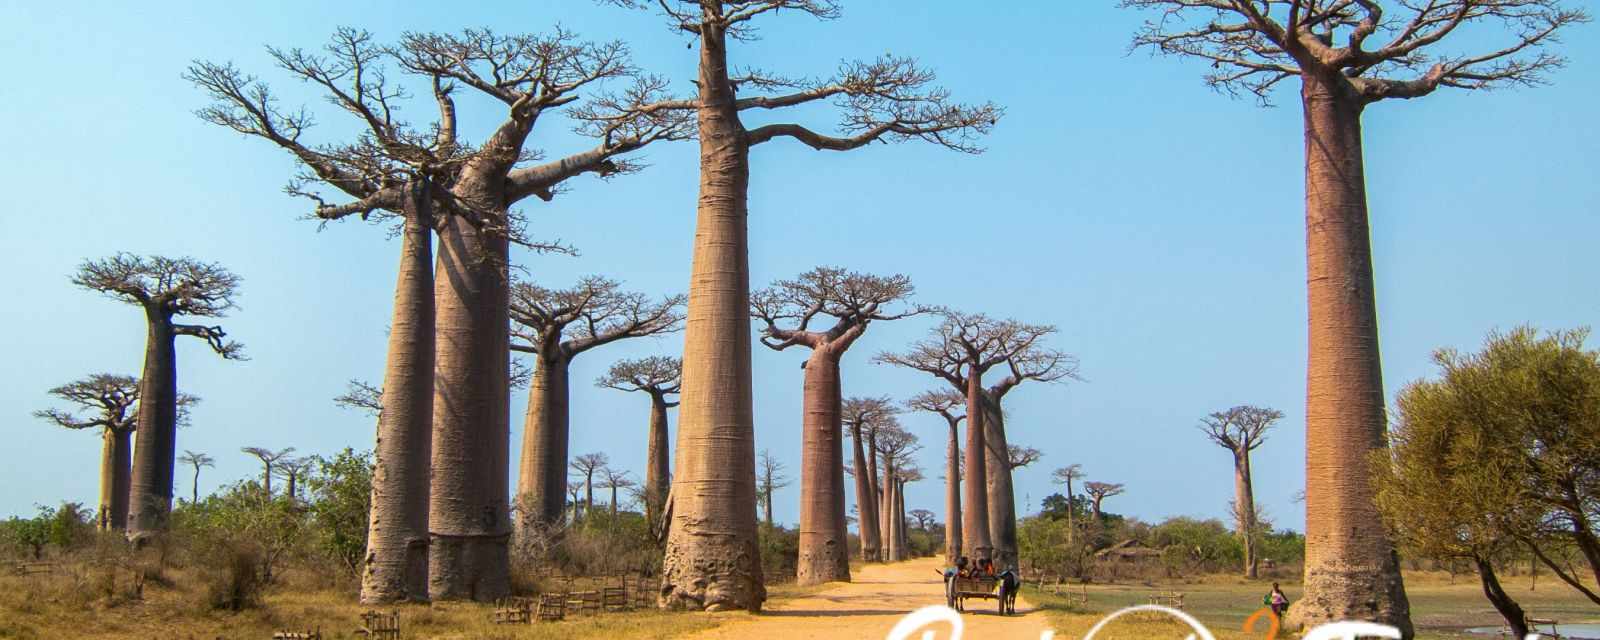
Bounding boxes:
[962,368,992,560]
[660,25,765,612]
[850,422,882,563]
[945,420,962,562]
[429,206,512,602]
[517,351,570,528]
[645,394,672,529]
[361,192,435,604]
[260,464,274,498]
[1234,449,1258,579]
[983,402,1018,568]
[879,467,896,561]
[1288,72,1412,636]
[99,428,132,531]
[1476,556,1528,639]
[128,311,176,540]
[584,471,595,515]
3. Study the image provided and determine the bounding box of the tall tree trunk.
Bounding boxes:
[1476,556,1529,639]
[99,428,132,531]
[128,310,176,540]
[610,485,618,519]
[881,466,896,561]
[645,393,672,531]
[983,400,1018,568]
[850,422,882,563]
[897,479,908,557]
[517,351,570,528]
[866,429,883,561]
[261,464,273,498]
[585,472,595,516]
[1235,448,1259,579]
[362,188,435,603]
[661,22,765,612]
[1091,497,1102,521]
[1289,71,1412,636]
[963,366,992,560]
[428,202,512,602]
[945,420,961,562]
[1065,477,1074,542]
[791,350,851,581]
[190,463,200,505]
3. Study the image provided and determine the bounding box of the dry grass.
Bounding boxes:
[0,564,718,640]
[1027,570,1599,640]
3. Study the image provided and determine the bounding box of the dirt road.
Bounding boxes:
[678,556,1054,640]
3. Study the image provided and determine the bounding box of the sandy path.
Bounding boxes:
[679,557,1053,640]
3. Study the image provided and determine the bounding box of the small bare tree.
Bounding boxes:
[1051,463,1085,534]
[905,389,966,561]
[191,25,694,602]
[1120,1,1588,632]
[242,447,296,498]
[511,276,684,529]
[1084,481,1126,521]
[178,450,215,505]
[877,310,1079,566]
[35,374,140,531]
[752,267,923,583]
[606,0,1001,611]
[843,396,898,562]
[1198,405,1283,578]
[570,453,610,521]
[597,356,682,529]
[597,467,636,520]
[756,450,792,530]
[74,254,243,539]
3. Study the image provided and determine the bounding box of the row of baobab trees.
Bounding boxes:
[40,0,1588,634]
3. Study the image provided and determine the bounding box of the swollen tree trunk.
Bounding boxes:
[361,194,435,603]
[99,428,132,531]
[1289,71,1412,635]
[1234,448,1258,579]
[128,309,177,540]
[963,366,993,560]
[428,204,512,602]
[795,332,865,584]
[645,393,672,530]
[983,401,1018,568]
[660,23,765,612]
[945,419,962,562]
[850,421,882,564]
[1476,556,1529,639]
[517,350,570,528]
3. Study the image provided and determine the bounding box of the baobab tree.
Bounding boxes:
[607,0,999,612]
[73,254,243,540]
[275,456,316,502]
[878,311,1078,566]
[909,509,936,533]
[510,276,684,528]
[905,389,965,561]
[178,450,215,505]
[597,356,682,529]
[1121,0,1587,632]
[597,467,636,520]
[570,453,610,520]
[752,267,923,583]
[1051,463,1084,533]
[1198,405,1283,578]
[756,450,791,530]
[874,420,921,562]
[895,467,925,559]
[1084,481,1125,521]
[190,27,694,602]
[1006,445,1042,471]
[242,447,296,498]
[34,374,140,531]
[843,396,897,563]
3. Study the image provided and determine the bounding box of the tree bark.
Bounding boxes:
[361,187,435,604]
[428,199,512,602]
[881,466,898,561]
[963,365,993,560]
[128,309,176,540]
[1476,556,1529,639]
[517,350,570,528]
[1288,70,1412,637]
[645,393,672,531]
[796,347,851,582]
[1235,448,1259,579]
[99,428,132,531]
[867,428,882,561]
[983,400,1018,568]
[944,418,961,562]
[850,421,882,564]
[660,20,765,612]
[190,462,200,505]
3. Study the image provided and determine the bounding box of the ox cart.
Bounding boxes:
[940,571,1018,615]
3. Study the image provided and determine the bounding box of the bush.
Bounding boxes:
[758,523,799,582]
[304,448,372,577]
[203,544,263,611]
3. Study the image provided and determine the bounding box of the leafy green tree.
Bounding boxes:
[306,448,374,576]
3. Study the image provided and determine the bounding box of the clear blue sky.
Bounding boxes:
[3,1,1596,534]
